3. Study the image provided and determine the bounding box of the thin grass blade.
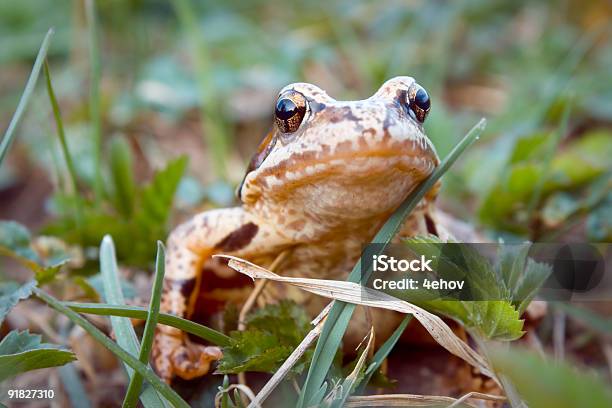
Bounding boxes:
[99,236,165,407]
[357,315,411,393]
[297,118,486,407]
[44,60,83,228]
[122,242,167,408]
[328,327,374,408]
[63,302,232,346]
[32,287,189,408]
[0,29,54,167]
[84,0,103,202]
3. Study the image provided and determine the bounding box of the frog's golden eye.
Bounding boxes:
[274,91,307,133]
[407,84,431,123]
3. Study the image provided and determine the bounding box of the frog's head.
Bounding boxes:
[238,76,439,237]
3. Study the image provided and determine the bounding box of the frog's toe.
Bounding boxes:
[171,343,223,380]
[153,330,223,382]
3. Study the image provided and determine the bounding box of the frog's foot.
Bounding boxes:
[153,331,223,383]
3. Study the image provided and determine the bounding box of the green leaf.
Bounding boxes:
[137,156,188,226]
[491,347,612,408]
[400,236,550,341]
[218,301,312,374]
[480,129,612,232]
[0,221,69,283]
[43,156,187,268]
[0,330,76,381]
[0,220,37,260]
[586,194,612,242]
[401,236,525,341]
[128,156,188,265]
[109,136,136,218]
[541,192,580,228]
[218,330,292,373]
[0,280,35,325]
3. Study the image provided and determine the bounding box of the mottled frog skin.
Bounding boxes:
[152,76,446,383]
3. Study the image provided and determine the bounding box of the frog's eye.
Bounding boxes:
[407,84,431,123]
[274,91,307,133]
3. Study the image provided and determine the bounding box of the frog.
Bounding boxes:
[152,76,449,383]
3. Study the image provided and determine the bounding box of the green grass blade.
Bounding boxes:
[357,316,411,393]
[109,136,136,217]
[100,236,140,370]
[44,60,84,228]
[63,303,232,346]
[58,364,92,408]
[0,28,54,167]
[122,242,166,408]
[85,0,103,202]
[297,118,486,407]
[171,0,229,180]
[32,287,189,408]
[99,236,166,407]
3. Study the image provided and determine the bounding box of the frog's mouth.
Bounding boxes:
[243,144,438,210]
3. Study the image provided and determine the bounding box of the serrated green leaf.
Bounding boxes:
[0,330,76,381]
[491,347,612,408]
[0,221,69,283]
[0,221,37,260]
[137,156,188,224]
[218,301,312,374]
[514,258,551,314]
[128,156,188,265]
[0,280,35,325]
[402,236,527,341]
[218,330,292,373]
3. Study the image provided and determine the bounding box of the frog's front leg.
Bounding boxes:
[152,207,289,383]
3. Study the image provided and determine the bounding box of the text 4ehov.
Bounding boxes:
[372,278,465,290]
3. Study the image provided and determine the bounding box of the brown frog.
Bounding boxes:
[152,76,449,383]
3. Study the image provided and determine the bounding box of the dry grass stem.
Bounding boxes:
[237,250,291,401]
[344,391,505,407]
[215,383,260,408]
[217,255,496,382]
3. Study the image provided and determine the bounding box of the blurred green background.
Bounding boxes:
[1,1,611,406]
[1,0,610,266]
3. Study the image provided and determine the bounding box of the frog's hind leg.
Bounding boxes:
[152,207,288,383]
